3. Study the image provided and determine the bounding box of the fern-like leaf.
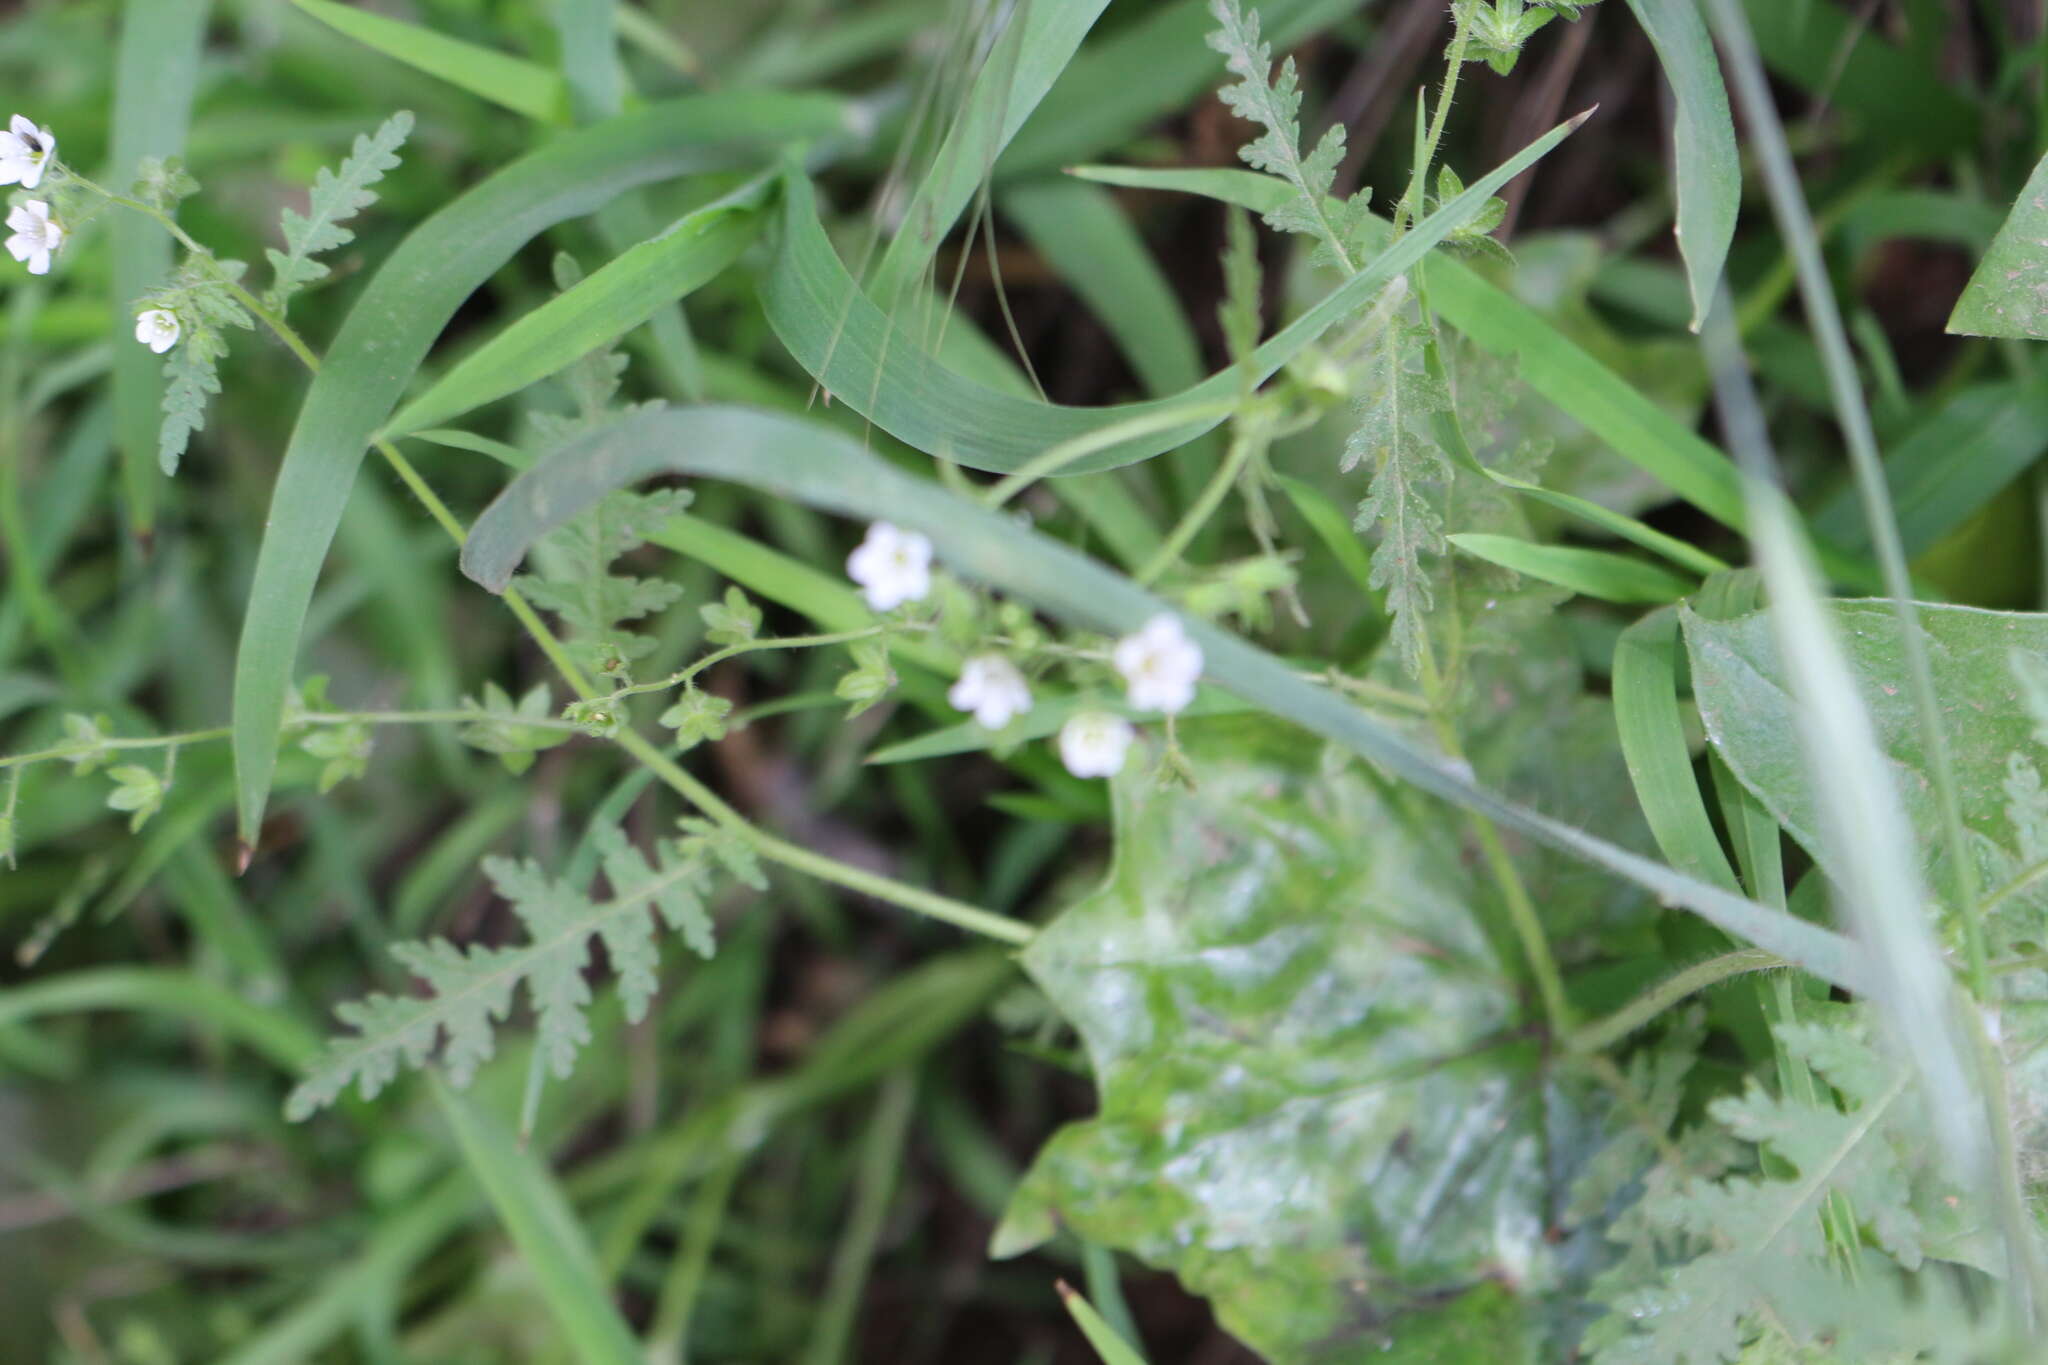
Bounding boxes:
[1206,0,1372,270]
[1346,315,1450,675]
[514,488,694,678]
[150,257,254,475]
[285,826,720,1119]
[264,110,413,314]
[1586,1011,1976,1363]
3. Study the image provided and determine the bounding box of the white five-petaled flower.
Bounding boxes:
[1112,613,1203,714]
[0,115,56,190]
[948,655,1033,730]
[846,521,933,611]
[5,200,63,276]
[1058,711,1136,779]
[135,308,181,354]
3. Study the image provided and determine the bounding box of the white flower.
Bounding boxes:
[846,521,933,611]
[1058,711,1135,779]
[0,115,56,190]
[5,200,63,276]
[948,655,1033,729]
[1112,613,1203,715]
[134,308,181,354]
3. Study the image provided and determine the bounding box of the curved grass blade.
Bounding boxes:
[763,113,1589,476]
[230,94,851,844]
[109,0,210,539]
[290,0,567,123]
[1077,163,1749,529]
[1622,0,1739,329]
[456,404,1875,994]
[1447,532,1698,604]
[384,187,767,438]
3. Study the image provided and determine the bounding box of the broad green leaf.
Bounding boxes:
[1812,378,2048,555]
[1448,532,1697,604]
[385,190,764,436]
[109,0,209,536]
[762,113,1590,475]
[1074,164,1748,530]
[454,403,1876,993]
[230,93,849,844]
[290,0,568,122]
[1948,151,2048,341]
[995,739,1579,1361]
[434,1083,641,1365]
[1685,600,2048,898]
[1622,0,1739,329]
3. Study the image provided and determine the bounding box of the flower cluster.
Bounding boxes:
[846,521,1205,780]
[1,114,61,278]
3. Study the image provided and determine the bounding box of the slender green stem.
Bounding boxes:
[1398,8,1472,233]
[613,729,1034,945]
[595,627,886,706]
[1136,426,1260,585]
[1568,948,1784,1054]
[981,400,1238,509]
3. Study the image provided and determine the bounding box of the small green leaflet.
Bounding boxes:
[265,110,414,314]
[284,823,719,1119]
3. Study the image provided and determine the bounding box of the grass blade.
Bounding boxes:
[1612,607,1741,892]
[1057,1280,1150,1365]
[230,95,850,844]
[764,113,1589,475]
[109,0,210,539]
[455,404,1876,994]
[290,0,567,123]
[1622,0,1740,329]
[1447,532,1698,604]
[433,1082,640,1365]
[384,187,766,438]
[1076,163,1749,529]
[867,0,1113,302]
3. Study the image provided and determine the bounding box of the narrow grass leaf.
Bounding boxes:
[1485,467,1729,575]
[1622,0,1740,328]
[1447,533,1697,604]
[456,404,1876,994]
[1612,608,1741,891]
[866,0,1112,302]
[764,113,1587,475]
[291,0,568,122]
[385,191,765,438]
[1076,163,1749,529]
[433,1082,640,1365]
[1058,1282,1150,1365]
[231,94,850,844]
[1274,473,1377,598]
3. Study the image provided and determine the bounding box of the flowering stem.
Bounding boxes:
[595,627,888,707]
[78,168,1033,949]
